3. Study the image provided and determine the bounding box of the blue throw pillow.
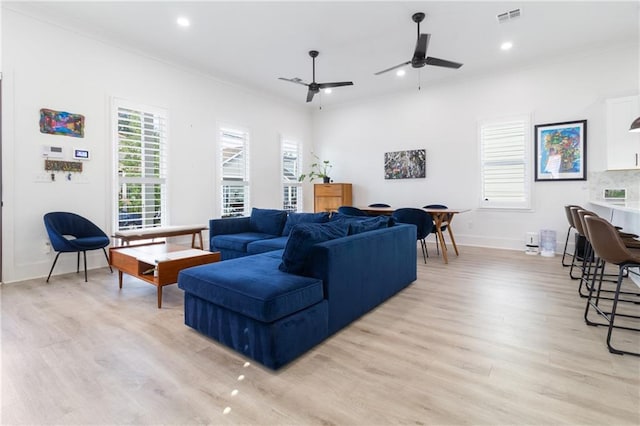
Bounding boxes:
[282,212,330,236]
[279,222,349,274]
[348,216,392,235]
[249,208,287,235]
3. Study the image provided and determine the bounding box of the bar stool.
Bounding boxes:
[562,205,581,267]
[568,206,591,282]
[583,215,640,356]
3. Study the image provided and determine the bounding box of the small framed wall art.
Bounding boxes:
[534,120,587,181]
[39,108,85,138]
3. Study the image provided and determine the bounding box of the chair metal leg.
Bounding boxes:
[83,251,87,282]
[102,248,113,273]
[77,251,81,273]
[46,252,62,283]
[561,226,574,267]
[606,266,640,357]
[419,239,427,264]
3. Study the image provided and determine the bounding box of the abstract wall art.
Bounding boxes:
[384,149,426,179]
[39,108,85,138]
[534,120,587,181]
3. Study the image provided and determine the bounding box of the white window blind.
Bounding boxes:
[479,117,530,209]
[115,102,167,230]
[220,127,250,217]
[282,139,302,212]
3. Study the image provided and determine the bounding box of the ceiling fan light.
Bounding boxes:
[323,88,332,94]
[630,116,640,132]
[396,69,406,77]
[501,41,513,51]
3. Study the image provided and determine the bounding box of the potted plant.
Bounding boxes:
[298,153,333,183]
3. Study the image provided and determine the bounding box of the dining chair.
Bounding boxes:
[392,208,433,264]
[43,212,112,282]
[423,204,449,255]
[337,206,368,217]
[583,215,640,356]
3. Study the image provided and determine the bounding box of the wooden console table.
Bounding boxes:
[113,224,206,249]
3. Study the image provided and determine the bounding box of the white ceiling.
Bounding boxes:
[6,1,639,108]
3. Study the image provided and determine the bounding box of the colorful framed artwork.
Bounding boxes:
[534,120,586,181]
[384,149,426,179]
[39,108,85,138]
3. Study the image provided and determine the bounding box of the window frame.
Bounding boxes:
[219,125,250,218]
[478,114,532,210]
[112,98,169,232]
[281,137,303,213]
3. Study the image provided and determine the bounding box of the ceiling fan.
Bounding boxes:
[375,12,463,75]
[279,50,353,102]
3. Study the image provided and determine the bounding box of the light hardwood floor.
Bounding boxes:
[2,245,639,425]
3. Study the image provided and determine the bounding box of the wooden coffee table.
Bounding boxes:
[109,243,221,308]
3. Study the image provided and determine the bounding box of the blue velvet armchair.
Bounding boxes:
[43,212,112,282]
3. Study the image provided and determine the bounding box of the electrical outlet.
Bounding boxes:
[43,241,51,254]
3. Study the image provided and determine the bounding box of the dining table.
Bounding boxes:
[358,206,470,264]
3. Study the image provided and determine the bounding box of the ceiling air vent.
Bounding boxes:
[497,8,522,23]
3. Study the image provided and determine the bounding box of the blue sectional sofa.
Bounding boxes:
[178,208,417,369]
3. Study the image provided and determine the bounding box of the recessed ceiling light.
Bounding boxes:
[501,41,513,51]
[177,17,190,28]
[396,69,406,77]
[324,88,332,94]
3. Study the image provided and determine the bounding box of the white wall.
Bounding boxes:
[1,9,312,283]
[311,43,639,251]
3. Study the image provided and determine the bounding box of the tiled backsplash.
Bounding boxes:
[589,170,640,201]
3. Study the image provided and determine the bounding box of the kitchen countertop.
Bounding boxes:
[589,200,640,214]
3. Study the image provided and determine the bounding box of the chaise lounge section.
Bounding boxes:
[179,211,417,369]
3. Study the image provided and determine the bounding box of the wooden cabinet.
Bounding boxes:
[606,95,640,170]
[314,183,352,213]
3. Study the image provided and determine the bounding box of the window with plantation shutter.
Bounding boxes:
[114,100,167,231]
[479,116,531,209]
[220,127,250,217]
[282,139,302,212]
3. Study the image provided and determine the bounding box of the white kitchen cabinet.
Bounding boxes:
[606,95,640,170]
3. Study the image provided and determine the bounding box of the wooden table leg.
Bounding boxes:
[118,270,123,289]
[434,214,449,264]
[447,214,460,256]
[157,285,163,309]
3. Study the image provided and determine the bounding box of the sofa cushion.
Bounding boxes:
[178,253,324,323]
[279,222,349,274]
[249,208,287,236]
[349,216,393,235]
[282,212,330,236]
[247,236,289,254]
[212,232,277,253]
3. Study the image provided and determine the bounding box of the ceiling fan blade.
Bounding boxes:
[278,77,309,86]
[425,56,463,69]
[317,81,354,89]
[374,61,411,75]
[413,34,430,59]
[306,89,315,103]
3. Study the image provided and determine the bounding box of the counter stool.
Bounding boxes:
[562,205,581,267]
[583,215,640,356]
